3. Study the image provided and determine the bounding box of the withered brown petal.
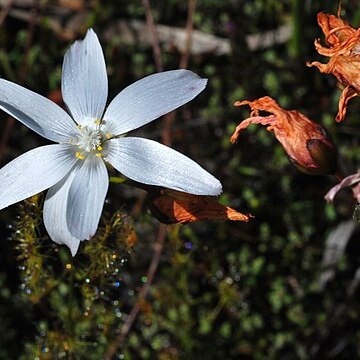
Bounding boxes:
[336,86,358,122]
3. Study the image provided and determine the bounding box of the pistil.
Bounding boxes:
[74,123,108,159]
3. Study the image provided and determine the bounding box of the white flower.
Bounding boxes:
[0,29,222,255]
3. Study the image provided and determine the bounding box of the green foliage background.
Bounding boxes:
[0,0,359,359]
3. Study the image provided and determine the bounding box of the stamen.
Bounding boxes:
[72,124,108,159]
[76,152,85,160]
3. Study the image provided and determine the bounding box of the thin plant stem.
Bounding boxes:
[141,0,163,72]
[289,0,304,58]
[104,224,167,359]
[179,0,196,70]
[0,0,13,26]
[162,0,196,146]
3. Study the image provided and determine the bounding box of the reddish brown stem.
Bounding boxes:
[104,224,167,359]
[0,0,14,26]
[179,0,196,70]
[141,0,163,72]
[162,0,196,146]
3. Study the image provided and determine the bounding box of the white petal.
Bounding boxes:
[0,144,78,211]
[103,70,207,135]
[62,29,108,125]
[43,173,81,256]
[106,137,222,195]
[66,156,109,239]
[0,79,77,142]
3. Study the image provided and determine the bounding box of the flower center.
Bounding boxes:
[73,122,111,160]
[77,126,103,152]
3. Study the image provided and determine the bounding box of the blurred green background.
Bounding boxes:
[0,0,360,359]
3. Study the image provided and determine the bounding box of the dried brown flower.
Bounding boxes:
[231,96,337,175]
[307,11,360,122]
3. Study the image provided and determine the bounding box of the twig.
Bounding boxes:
[141,0,163,72]
[0,2,39,161]
[19,6,38,80]
[162,0,196,146]
[104,224,167,359]
[140,0,173,145]
[179,0,196,70]
[0,0,13,26]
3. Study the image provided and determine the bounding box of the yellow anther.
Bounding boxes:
[75,152,85,160]
[94,119,102,125]
[106,133,112,139]
[97,145,103,151]
[95,153,102,158]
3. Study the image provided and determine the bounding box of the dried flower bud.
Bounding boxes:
[307,11,360,122]
[148,188,252,224]
[231,96,338,175]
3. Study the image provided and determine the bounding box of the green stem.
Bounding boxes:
[289,0,304,58]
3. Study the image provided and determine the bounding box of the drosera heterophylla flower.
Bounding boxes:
[0,29,222,256]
